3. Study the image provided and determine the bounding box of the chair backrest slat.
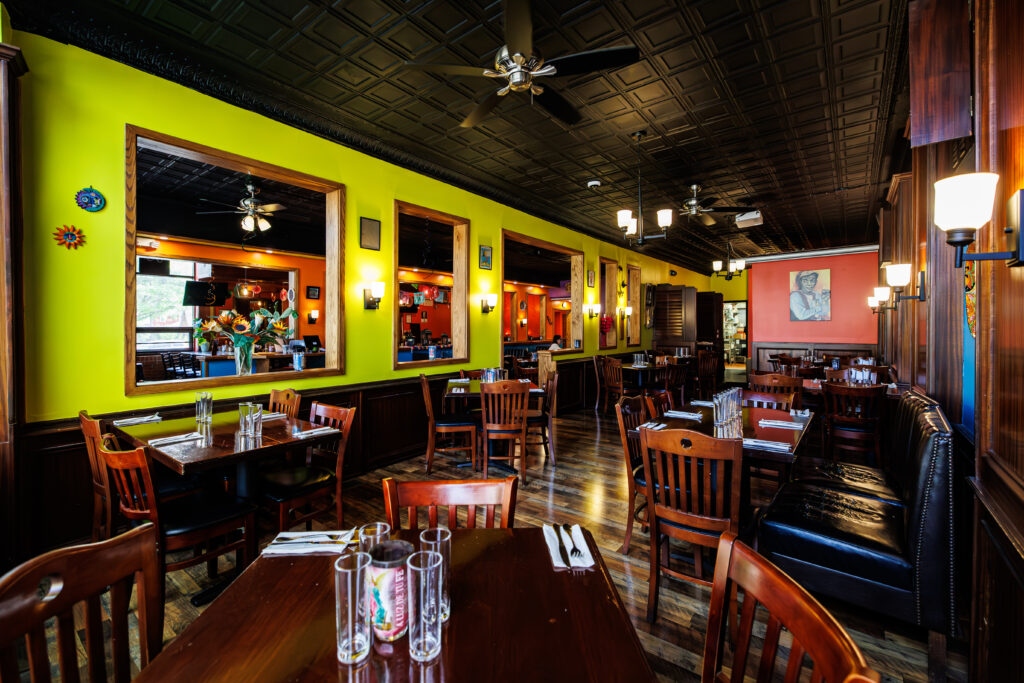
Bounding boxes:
[480,380,529,431]
[701,533,879,683]
[99,445,157,526]
[383,477,518,530]
[269,388,301,418]
[604,357,623,389]
[0,524,162,682]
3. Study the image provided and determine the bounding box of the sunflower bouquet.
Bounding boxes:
[194,307,298,375]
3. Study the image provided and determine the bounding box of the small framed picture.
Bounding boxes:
[360,217,381,251]
[306,286,320,300]
[421,310,428,321]
[587,270,595,288]
[479,245,492,270]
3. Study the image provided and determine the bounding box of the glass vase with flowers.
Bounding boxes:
[195,307,297,376]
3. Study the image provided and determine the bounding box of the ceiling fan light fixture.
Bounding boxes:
[241,214,256,232]
[257,217,271,232]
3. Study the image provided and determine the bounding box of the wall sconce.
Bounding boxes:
[363,281,385,309]
[518,318,527,327]
[624,306,633,317]
[307,309,320,324]
[867,296,880,314]
[934,173,1024,268]
[872,286,895,311]
[585,303,601,319]
[481,293,498,314]
[885,263,926,304]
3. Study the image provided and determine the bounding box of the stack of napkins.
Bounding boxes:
[262,529,356,556]
[743,438,792,453]
[664,410,702,420]
[113,414,162,427]
[294,426,340,439]
[638,422,666,431]
[450,386,467,394]
[758,419,802,430]
[690,400,714,407]
[148,432,201,447]
[542,524,595,570]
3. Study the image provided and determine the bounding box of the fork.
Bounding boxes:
[561,524,582,559]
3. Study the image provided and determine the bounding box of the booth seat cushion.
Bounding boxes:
[759,482,912,588]
[792,458,902,505]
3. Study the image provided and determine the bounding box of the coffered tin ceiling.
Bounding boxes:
[7,0,910,273]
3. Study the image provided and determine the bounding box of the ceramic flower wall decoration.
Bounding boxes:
[53,225,85,250]
[74,187,105,212]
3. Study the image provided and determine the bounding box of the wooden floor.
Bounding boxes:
[138,406,970,682]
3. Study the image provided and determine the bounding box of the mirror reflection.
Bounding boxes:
[133,142,328,384]
[396,212,454,362]
[502,238,573,364]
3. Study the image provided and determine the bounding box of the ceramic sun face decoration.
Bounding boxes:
[53,225,85,250]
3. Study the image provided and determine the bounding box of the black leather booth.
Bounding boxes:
[757,389,954,644]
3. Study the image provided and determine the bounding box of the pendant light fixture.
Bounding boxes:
[711,241,748,280]
[616,130,673,245]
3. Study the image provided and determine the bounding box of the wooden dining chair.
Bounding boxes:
[382,476,518,529]
[527,371,558,465]
[824,367,849,382]
[269,388,301,417]
[663,362,688,407]
[602,357,626,413]
[419,373,477,474]
[0,524,163,682]
[796,366,824,380]
[259,401,357,531]
[694,350,718,400]
[749,373,804,409]
[644,389,674,419]
[79,411,115,541]
[479,380,531,483]
[97,442,257,640]
[460,369,484,379]
[639,427,742,622]
[701,532,880,683]
[592,355,605,411]
[512,356,538,382]
[822,383,886,464]
[615,396,649,556]
[741,389,795,411]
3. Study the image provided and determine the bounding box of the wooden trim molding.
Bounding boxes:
[393,201,469,370]
[123,125,346,395]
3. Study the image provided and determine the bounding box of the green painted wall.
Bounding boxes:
[14,31,708,422]
[708,270,747,301]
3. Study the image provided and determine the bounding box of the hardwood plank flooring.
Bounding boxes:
[38,409,968,681]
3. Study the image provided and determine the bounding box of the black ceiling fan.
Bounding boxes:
[679,184,755,226]
[404,0,640,128]
[196,180,286,238]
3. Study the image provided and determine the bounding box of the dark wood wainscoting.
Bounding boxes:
[749,342,878,372]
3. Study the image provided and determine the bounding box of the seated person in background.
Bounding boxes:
[549,334,563,351]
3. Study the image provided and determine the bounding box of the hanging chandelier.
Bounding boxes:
[616,130,673,245]
[711,242,748,280]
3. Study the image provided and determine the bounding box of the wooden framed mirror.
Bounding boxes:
[626,265,641,346]
[124,125,345,395]
[393,201,468,369]
[600,258,619,349]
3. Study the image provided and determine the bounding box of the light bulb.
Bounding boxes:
[874,286,891,301]
[257,216,271,231]
[485,293,498,308]
[617,209,633,228]
[241,215,256,231]
[934,173,999,231]
[712,260,723,272]
[885,263,912,288]
[370,281,386,299]
[867,296,879,308]
[624,306,633,316]
[734,259,745,270]
[656,209,673,228]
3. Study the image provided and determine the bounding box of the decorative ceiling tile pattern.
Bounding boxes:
[7,0,909,273]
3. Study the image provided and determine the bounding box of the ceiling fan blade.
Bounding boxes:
[403,62,495,78]
[533,87,581,125]
[700,196,720,207]
[547,45,641,76]
[459,91,504,128]
[699,213,717,227]
[195,210,243,215]
[504,0,533,61]
[709,205,756,213]
[258,203,286,212]
[198,197,241,209]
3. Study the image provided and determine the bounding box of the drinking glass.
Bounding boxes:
[419,528,451,622]
[335,552,371,665]
[195,391,212,423]
[238,402,253,435]
[250,403,263,438]
[406,550,442,662]
[359,522,390,553]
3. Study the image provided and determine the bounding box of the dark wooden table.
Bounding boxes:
[134,528,655,682]
[621,362,663,390]
[111,411,341,498]
[443,379,541,399]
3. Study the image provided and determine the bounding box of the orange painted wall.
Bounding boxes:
[144,239,326,340]
[748,252,878,344]
[502,283,557,339]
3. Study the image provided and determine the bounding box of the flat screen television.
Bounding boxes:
[182,281,229,306]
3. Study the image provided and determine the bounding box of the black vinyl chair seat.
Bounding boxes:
[792,458,902,505]
[435,413,479,427]
[759,481,911,587]
[160,492,257,537]
[259,465,334,502]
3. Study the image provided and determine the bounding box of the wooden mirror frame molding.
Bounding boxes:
[392,201,469,370]
[124,125,346,396]
[599,257,620,350]
[501,230,583,354]
[626,264,641,347]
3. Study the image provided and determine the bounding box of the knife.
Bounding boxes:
[552,525,572,567]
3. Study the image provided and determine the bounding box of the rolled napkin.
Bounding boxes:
[148,432,202,447]
[294,426,340,439]
[789,408,812,418]
[743,438,792,453]
[517,378,531,383]
[758,419,802,430]
[542,524,595,570]
[262,528,356,556]
[450,378,470,383]
[639,422,666,431]
[530,388,544,393]
[690,400,714,407]
[664,410,702,420]
[112,414,162,427]
[261,412,287,422]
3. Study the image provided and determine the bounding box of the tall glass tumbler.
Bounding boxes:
[335,552,372,665]
[419,528,451,621]
[250,403,263,438]
[406,551,442,662]
[238,402,253,435]
[195,391,212,423]
[358,521,390,554]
